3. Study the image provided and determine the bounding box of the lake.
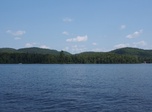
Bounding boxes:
[0,64,152,112]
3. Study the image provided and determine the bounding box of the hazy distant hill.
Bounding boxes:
[1,47,152,57]
[77,47,152,58]
[0,48,18,53]
[0,47,71,55]
[18,47,60,55]
[110,47,152,58]
[77,51,103,55]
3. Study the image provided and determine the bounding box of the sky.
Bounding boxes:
[0,0,152,53]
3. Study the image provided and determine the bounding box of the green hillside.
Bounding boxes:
[110,47,152,58]
[77,47,152,58]
[0,47,71,55]
[0,48,18,53]
[0,47,152,64]
[18,47,59,55]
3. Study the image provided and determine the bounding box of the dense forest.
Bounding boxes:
[0,47,152,64]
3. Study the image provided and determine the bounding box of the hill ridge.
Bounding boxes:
[0,47,71,55]
[0,47,152,63]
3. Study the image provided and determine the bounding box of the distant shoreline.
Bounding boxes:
[0,47,152,64]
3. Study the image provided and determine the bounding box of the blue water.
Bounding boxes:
[0,64,152,112]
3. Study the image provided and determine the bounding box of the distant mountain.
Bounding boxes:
[18,47,60,55]
[110,47,152,58]
[77,51,102,55]
[0,47,152,58]
[0,47,152,64]
[0,48,18,53]
[77,47,152,57]
[0,47,71,55]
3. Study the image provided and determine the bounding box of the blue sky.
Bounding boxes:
[0,0,152,53]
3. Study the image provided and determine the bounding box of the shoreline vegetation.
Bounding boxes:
[0,47,152,64]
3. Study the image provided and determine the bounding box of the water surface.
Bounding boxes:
[0,64,152,112]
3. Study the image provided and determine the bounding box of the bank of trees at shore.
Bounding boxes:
[0,47,152,64]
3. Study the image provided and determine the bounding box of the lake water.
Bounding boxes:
[0,64,152,112]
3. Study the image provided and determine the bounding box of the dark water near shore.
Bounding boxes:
[0,64,152,112]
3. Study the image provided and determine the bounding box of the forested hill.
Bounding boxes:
[0,47,152,64]
[110,47,152,58]
[77,47,152,58]
[0,47,70,55]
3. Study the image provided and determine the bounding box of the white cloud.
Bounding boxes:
[133,41,147,47]
[120,25,126,30]
[62,31,69,35]
[6,30,26,36]
[126,29,143,39]
[92,42,97,46]
[114,43,129,49]
[91,48,103,52]
[71,45,86,53]
[63,45,87,53]
[25,43,34,47]
[25,43,50,49]
[66,35,88,42]
[114,41,147,49]
[63,47,69,51]
[25,43,36,47]
[40,45,50,49]
[63,17,73,22]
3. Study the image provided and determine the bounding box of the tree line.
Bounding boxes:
[0,51,151,64]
